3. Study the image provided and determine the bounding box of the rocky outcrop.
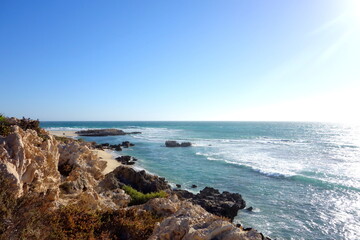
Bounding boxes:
[165,141,192,147]
[0,124,129,210]
[144,195,268,240]
[100,165,171,194]
[76,129,141,136]
[0,126,61,198]
[174,187,246,222]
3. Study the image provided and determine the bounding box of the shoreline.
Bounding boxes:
[95,149,122,174]
[48,130,121,175]
[0,121,270,239]
[48,130,78,137]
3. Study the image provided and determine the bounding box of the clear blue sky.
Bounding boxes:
[1,0,359,121]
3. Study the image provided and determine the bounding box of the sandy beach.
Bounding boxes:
[48,130,78,137]
[95,149,121,174]
[48,130,121,174]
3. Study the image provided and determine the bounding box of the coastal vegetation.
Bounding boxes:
[122,185,167,206]
[0,183,162,240]
[0,114,11,136]
[0,114,42,137]
[49,205,162,240]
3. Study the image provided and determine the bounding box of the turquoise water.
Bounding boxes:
[42,121,360,240]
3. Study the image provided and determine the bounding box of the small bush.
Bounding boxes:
[48,204,162,240]
[49,204,101,240]
[122,185,167,206]
[0,114,11,136]
[98,208,162,240]
[0,175,18,236]
[0,115,42,137]
[18,117,41,133]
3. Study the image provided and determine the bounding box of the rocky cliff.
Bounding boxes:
[0,118,269,240]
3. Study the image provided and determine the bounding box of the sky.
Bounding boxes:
[1,0,360,122]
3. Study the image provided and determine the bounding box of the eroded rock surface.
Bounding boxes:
[0,125,130,209]
[145,195,268,240]
[0,126,60,198]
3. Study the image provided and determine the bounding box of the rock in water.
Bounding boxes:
[165,140,192,147]
[180,142,192,147]
[165,140,180,147]
[76,129,141,136]
[76,129,127,136]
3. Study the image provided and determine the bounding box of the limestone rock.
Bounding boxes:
[147,194,265,240]
[0,126,60,198]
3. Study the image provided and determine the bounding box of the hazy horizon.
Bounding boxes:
[1,0,359,122]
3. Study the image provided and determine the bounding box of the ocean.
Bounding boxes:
[41,121,360,240]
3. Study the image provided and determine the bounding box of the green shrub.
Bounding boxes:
[18,117,41,134]
[0,114,11,136]
[122,185,167,206]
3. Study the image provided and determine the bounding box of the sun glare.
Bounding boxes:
[349,0,360,24]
